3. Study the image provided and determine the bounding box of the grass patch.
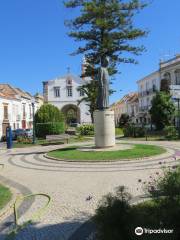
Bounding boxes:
[0,184,12,210]
[48,144,166,161]
[115,128,123,136]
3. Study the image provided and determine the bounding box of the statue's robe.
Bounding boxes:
[97,67,109,110]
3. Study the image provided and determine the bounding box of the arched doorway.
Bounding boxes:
[61,104,80,124]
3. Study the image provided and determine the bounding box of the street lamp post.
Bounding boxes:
[170,85,180,139]
[177,98,180,139]
[32,99,36,144]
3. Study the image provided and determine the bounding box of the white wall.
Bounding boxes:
[137,71,160,110]
[47,75,92,123]
[0,96,38,139]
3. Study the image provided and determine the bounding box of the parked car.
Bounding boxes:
[12,130,17,140]
[25,129,33,138]
[14,129,26,138]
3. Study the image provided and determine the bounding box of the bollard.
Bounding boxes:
[6,126,13,149]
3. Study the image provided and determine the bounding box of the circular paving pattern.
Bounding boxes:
[0,141,180,240]
[7,148,179,172]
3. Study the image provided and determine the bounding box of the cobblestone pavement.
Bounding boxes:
[0,140,180,239]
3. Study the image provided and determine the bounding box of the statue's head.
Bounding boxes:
[101,56,109,68]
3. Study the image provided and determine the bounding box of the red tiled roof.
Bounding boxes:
[111,92,138,107]
[0,84,32,100]
[0,84,18,100]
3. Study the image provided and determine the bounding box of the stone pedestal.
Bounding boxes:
[94,109,115,148]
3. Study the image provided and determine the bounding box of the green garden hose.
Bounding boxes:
[14,193,51,226]
[6,193,51,239]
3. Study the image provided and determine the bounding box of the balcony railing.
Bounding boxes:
[139,87,157,97]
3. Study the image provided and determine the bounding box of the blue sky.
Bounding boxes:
[0,0,180,104]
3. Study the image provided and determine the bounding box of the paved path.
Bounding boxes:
[0,140,180,240]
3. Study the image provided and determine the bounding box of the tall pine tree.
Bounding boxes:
[64,0,148,121]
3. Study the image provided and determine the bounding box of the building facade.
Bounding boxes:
[43,73,91,124]
[137,54,180,124]
[137,71,160,124]
[110,92,139,126]
[0,84,42,140]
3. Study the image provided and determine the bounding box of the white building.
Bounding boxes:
[110,92,139,126]
[43,73,91,124]
[0,84,42,140]
[137,54,180,124]
[137,71,160,124]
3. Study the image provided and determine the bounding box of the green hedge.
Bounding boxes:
[36,122,65,138]
[123,124,145,138]
[77,124,94,136]
[164,125,178,140]
[35,104,64,123]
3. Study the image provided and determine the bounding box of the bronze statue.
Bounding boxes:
[97,57,109,110]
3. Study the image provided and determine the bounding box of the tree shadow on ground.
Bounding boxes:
[0,218,96,240]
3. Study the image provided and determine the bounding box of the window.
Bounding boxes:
[66,77,72,85]
[164,72,171,81]
[80,88,85,97]
[3,105,8,120]
[152,84,156,92]
[67,86,73,97]
[54,87,60,97]
[152,79,156,91]
[175,70,180,85]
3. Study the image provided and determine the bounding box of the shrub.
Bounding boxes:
[115,128,123,136]
[123,124,145,138]
[94,186,133,240]
[118,114,129,127]
[164,125,178,140]
[94,167,180,240]
[35,104,64,123]
[123,124,134,137]
[149,167,180,199]
[150,92,175,130]
[36,122,65,138]
[35,104,65,138]
[77,124,94,136]
[147,167,180,236]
